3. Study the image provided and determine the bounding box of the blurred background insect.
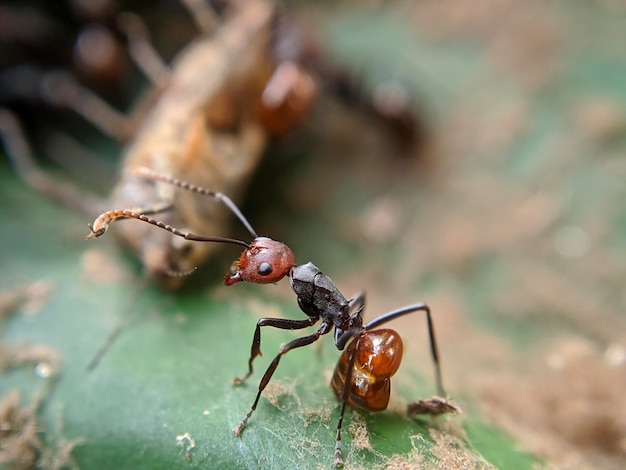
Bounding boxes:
[1,0,321,372]
[1,0,425,292]
[1,0,428,374]
[0,0,318,290]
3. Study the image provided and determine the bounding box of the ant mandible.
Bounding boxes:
[86,167,448,467]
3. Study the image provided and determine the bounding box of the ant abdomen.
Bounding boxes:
[331,328,403,412]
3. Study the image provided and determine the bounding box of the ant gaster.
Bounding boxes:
[86,168,447,467]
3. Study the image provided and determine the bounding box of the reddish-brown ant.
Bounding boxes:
[85,169,449,467]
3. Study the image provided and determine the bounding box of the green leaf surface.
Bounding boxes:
[2,0,626,469]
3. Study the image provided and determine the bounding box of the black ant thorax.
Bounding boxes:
[289,263,367,350]
[290,263,349,319]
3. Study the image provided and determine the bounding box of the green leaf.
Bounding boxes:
[4,1,625,469]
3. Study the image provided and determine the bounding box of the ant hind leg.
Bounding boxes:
[333,335,360,468]
[364,303,445,397]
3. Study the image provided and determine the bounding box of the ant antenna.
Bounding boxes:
[85,168,260,247]
[85,209,251,249]
[133,167,258,238]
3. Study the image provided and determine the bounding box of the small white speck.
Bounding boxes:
[34,362,54,378]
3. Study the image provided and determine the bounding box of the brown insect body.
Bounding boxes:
[110,1,276,288]
[331,328,403,412]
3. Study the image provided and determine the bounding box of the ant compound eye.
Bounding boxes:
[257,262,273,276]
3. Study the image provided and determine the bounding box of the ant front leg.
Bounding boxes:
[232,316,318,385]
[234,326,329,436]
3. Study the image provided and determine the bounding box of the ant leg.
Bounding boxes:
[365,303,445,397]
[234,331,322,436]
[334,336,360,468]
[232,317,318,384]
[0,109,104,214]
[86,273,150,371]
[334,400,349,468]
[116,13,170,88]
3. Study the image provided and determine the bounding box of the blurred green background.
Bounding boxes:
[1,0,625,468]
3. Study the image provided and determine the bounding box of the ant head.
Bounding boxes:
[224,237,294,285]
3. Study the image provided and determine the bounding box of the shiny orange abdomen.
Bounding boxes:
[331,329,403,412]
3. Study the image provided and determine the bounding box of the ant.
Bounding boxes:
[85,169,449,467]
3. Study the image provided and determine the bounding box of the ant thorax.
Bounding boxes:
[289,262,351,323]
